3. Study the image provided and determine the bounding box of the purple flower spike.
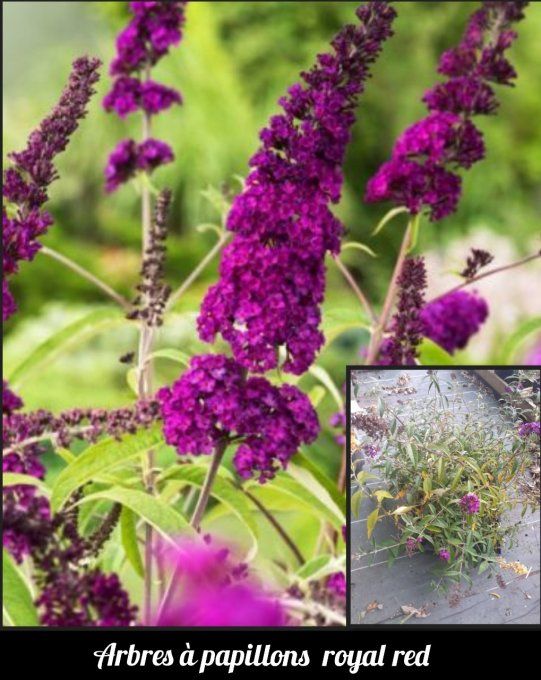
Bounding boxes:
[421,290,489,354]
[460,492,480,514]
[438,549,451,562]
[365,1,528,221]
[3,56,101,320]
[198,2,397,374]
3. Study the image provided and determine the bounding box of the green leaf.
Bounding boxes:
[308,385,326,407]
[392,505,415,516]
[366,508,379,539]
[295,453,346,516]
[3,550,38,626]
[418,338,456,366]
[77,487,192,543]
[340,242,377,258]
[161,465,259,560]
[51,424,163,511]
[2,473,50,496]
[296,554,340,582]
[120,506,144,578]
[148,348,191,367]
[321,307,370,345]
[286,463,345,526]
[372,206,409,236]
[268,473,344,529]
[7,308,127,387]
[351,490,364,519]
[374,489,393,504]
[308,365,344,410]
[497,316,541,363]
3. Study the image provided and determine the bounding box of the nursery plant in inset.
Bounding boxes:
[352,370,540,589]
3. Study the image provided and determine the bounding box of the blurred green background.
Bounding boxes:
[3,1,541,424]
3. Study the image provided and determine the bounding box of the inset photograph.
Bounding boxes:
[349,368,540,624]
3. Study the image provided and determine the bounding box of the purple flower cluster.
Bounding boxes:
[365,1,528,220]
[405,536,423,557]
[421,290,489,354]
[156,538,285,626]
[459,492,480,514]
[518,421,540,438]
[158,354,319,482]
[326,571,346,598]
[103,77,181,118]
[37,570,137,627]
[2,56,101,320]
[2,382,137,625]
[103,2,187,191]
[198,3,397,375]
[361,443,381,459]
[2,399,160,454]
[438,548,451,562]
[2,381,50,563]
[110,1,187,75]
[378,257,427,365]
[104,138,174,192]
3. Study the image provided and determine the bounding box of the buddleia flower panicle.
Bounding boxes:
[421,290,489,354]
[2,56,101,321]
[518,421,540,438]
[365,1,529,221]
[103,1,187,191]
[459,492,481,514]
[128,188,172,326]
[197,2,397,375]
[378,257,427,365]
[157,354,319,483]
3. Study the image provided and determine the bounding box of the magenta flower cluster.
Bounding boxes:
[104,138,174,192]
[405,536,423,557]
[421,290,489,354]
[37,570,137,627]
[365,1,528,221]
[438,548,451,562]
[198,2,397,375]
[518,421,540,438]
[2,56,101,321]
[460,492,481,514]
[156,538,285,626]
[361,443,380,459]
[2,381,50,563]
[326,571,346,598]
[158,354,319,482]
[2,382,137,625]
[103,1,187,192]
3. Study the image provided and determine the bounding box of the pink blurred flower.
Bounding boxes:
[155,538,286,627]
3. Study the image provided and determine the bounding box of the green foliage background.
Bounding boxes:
[3,1,541,422]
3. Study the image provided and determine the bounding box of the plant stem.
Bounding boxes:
[190,440,228,530]
[365,220,413,364]
[166,231,230,311]
[244,489,304,566]
[156,441,228,621]
[137,72,158,626]
[427,251,541,304]
[40,246,131,310]
[332,255,377,324]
